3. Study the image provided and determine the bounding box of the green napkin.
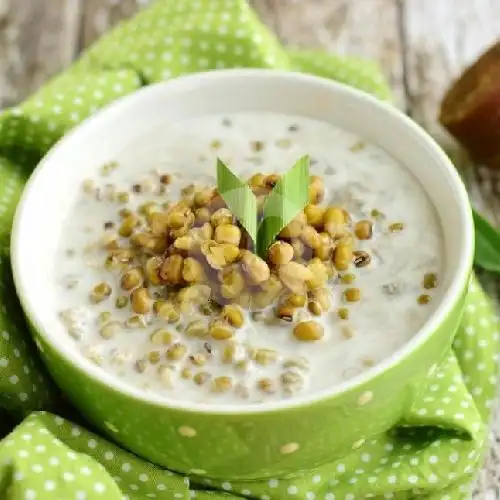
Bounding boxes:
[0,1,497,499]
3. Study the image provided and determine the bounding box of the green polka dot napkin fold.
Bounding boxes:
[0,0,497,499]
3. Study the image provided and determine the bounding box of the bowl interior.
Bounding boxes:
[11,69,473,413]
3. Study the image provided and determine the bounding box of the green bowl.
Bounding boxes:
[11,70,474,480]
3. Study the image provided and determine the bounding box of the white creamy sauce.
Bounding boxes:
[55,112,443,405]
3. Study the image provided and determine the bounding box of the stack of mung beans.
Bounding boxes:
[70,170,417,399]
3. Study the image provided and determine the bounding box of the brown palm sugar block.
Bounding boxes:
[440,41,500,169]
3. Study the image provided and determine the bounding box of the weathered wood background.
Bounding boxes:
[2,0,499,496]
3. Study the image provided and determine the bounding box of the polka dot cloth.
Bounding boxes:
[0,0,497,498]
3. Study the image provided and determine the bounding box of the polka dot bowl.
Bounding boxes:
[10,70,474,479]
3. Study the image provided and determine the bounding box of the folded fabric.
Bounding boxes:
[0,1,498,499]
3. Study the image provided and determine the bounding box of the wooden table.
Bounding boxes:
[3,0,499,496]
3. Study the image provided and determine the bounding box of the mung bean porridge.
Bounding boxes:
[55,112,443,405]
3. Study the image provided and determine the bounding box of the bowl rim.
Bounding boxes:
[11,68,474,415]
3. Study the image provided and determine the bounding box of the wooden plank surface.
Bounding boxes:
[250,0,277,31]
[1,0,499,495]
[81,0,145,48]
[0,0,82,107]
[270,0,406,109]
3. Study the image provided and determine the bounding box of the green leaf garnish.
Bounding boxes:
[216,158,257,245]
[472,209,500,272]
[257,155,310,257]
